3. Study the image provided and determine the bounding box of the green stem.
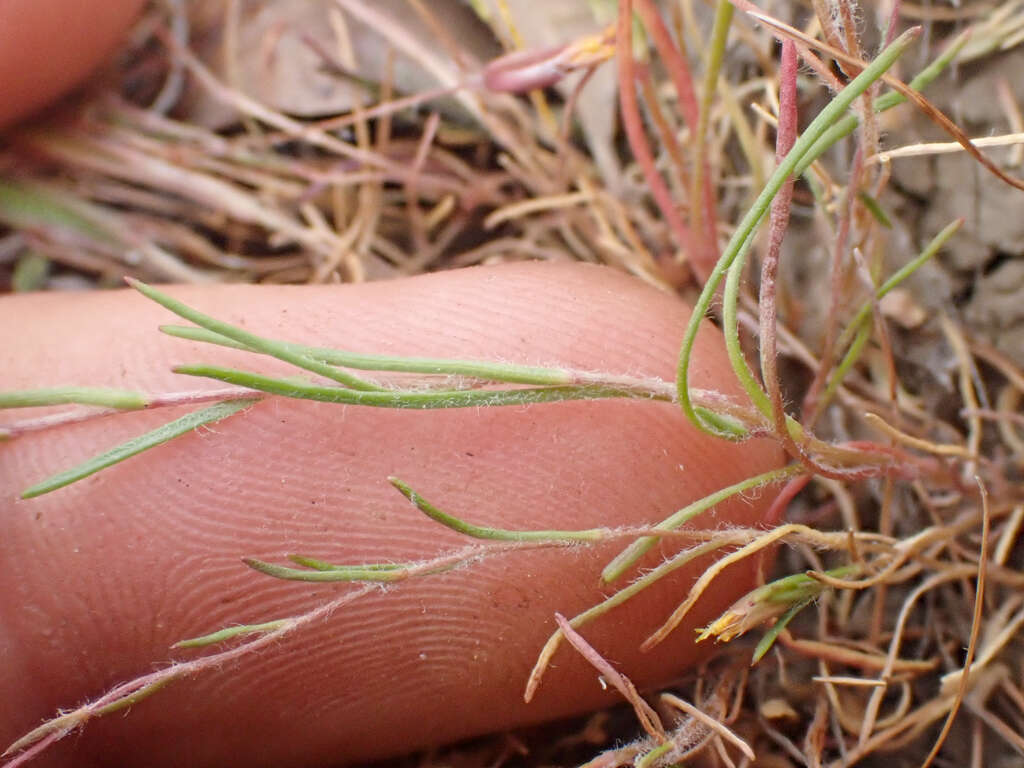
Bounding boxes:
[677,28,919,436]
[173,364,669,409]
[722,227,771,417]
[822,218,962,405]
[128,279,383,392]
[162,325,611,388]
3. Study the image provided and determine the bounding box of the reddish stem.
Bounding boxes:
[760,42,856,481]
[883,0,903,46]
[632,0,699,128]
[759,42,800,452]
[634,0,719,278]
[616,0,698,275]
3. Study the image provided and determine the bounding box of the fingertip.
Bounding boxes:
[0,0,144,128]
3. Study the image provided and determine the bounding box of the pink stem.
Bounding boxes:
[616,0,699,279]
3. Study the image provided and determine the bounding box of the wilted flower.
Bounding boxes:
[482,25,615,94]
[697,571,833,643]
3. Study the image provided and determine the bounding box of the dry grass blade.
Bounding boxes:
[616,0,698,278]
[554,614,665,742]
[918,478,990,768]
[660,692,754,761]
[734,1,1024,192]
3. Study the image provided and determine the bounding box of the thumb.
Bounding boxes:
[0,262,783,768]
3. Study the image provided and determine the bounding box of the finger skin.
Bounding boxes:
[0,263,783,767]
[0,0,144,128]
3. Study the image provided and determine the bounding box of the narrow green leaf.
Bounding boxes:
[751,598,812,665]
[677,28,919,435]
[858,191,893,228]
[287,554,405,572]
[0,387,149,410]
[174,620,287,648]
[1,678,172,757]
[173,364,658,408]
[21,399,257,498]
[823,218,963,404]
[389,477,606,541]
[601,464,802,583]
[161,325,578,387]
[127,279,382,392]
[161,325,250,351]
[243,557,417,583]
[286,554,347,571]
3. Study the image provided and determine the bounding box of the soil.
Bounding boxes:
[888,45,1024,366]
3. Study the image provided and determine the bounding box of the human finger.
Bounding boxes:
[0,262,784,767]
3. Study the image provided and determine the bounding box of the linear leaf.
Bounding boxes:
[0,387,148,409]
[173,364,660,408]
[161,324,579,386]
[21,399,257,498]
[128,279,382,391]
